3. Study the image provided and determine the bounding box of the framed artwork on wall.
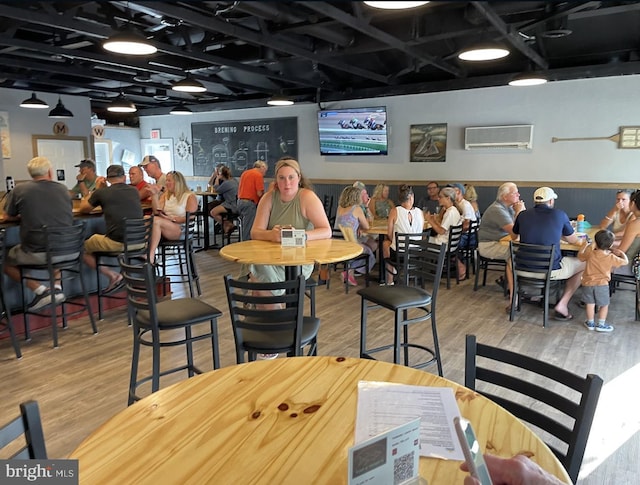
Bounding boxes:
[410,123,447,163]
[0,111,11,159]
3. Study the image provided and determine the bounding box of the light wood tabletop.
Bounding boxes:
[500,226,598,253]
[70,356,570,485]
[219,238,363,267]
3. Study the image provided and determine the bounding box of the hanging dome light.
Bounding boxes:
[103,29,157,55]
[509,73,548,86]
[458,45,510,61]
[172,76,206,93]
[20,92,49,109]
[364,1,429,9]
[267,95,294,106]
[170,103,193,115]
[48,97,74,118]
[107,93,137,113]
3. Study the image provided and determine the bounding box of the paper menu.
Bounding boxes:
[355,381,465,460]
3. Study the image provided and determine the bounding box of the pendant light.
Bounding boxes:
[103,29,157,55]
[170,103,193,115]
[458,45,510,61]
[172,76,206,93]
[267,95,294,106]
[107,93,137,113]
[508,73,548,86]
[48,97,74,118]
[364,1,430,9]
[20,92,49,109]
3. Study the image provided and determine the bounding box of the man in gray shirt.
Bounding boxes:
[2,156,73,310]
[478,182,525,299]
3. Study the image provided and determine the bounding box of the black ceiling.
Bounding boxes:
[2,1,640,126]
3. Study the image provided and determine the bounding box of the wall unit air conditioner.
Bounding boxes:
[464,125,534,150]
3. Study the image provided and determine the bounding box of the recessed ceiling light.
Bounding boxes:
[103,29,157,55]
[364,1,429,9]
[458,47,510,61]
[20,92,49,109]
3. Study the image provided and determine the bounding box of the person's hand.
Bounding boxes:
[95,176,107,189]
[460,454,567,485]
[513,200,525,213]
[148,185,163,196]
[76,172,86,181]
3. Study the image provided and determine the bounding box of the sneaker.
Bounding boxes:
[595,323,614,333]
[583,321,595,331]
[346,273,358,286]
[28,288,65,311]
[257,353,279,360]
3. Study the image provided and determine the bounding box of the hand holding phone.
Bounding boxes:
[454,416,493,485]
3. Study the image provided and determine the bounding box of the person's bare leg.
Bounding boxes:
[4,264,40,292]
[554,271,583,316]
[597,304,609,322]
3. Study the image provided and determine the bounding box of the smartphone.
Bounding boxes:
[453,416,493,485]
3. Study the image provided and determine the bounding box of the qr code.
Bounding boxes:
[393,451,415,485]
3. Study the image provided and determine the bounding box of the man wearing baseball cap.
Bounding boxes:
[512,186,586,321]
[70,159,97,198]
[79,164,143,294]
[140,155,166,189]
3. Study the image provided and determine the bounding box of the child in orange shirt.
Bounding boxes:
[578,229,628,332]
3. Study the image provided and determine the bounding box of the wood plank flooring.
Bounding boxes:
[1,249,639,484]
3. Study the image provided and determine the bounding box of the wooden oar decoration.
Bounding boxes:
[551,133,620,144]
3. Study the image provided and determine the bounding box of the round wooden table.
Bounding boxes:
[219,238,363,278]
[70,357,570,484]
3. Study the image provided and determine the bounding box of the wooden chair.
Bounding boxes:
[120,257,222,404]
[509,241,558,327]
[0,229,21,359]
[158,211,201,297]
[357,239,446,375]
[444,223,464,289]
[223,274,320,363]
[0,400,47,459]
[18,221,98,348]
[336,224,370,293]
[464,334,603,483]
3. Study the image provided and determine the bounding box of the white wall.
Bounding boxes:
[140,74,640,184]
[0,87,92,181]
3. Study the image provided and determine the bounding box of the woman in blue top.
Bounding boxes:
[335,186,375,286]
[210,166,239,234]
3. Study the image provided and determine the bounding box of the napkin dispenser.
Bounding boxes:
[281,227,306,247]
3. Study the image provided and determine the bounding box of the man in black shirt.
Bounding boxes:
[80,164,143,294]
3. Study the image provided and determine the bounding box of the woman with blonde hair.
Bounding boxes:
[148,170,198,262]
[368,183,395,219]
[464,184,481,220]
[335,186,375,285]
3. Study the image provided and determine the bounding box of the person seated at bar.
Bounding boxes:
[335,186,375,286]
[69,159,98,199]
[417,181,440,214]
[424,186,462,247]
[599,189,635,240]
[368,183,395,219]
[477,182,525,299]
[209,165,239,235]
[382,184,424,285]
[80,165,143,294]
[512,186,586,320]
[148,171,198,263]
[139,155,166,189]
[128,165,152,204]
[2,156,73,309]
[353,180,377,250]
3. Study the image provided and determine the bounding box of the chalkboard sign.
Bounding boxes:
[191,117,298,178]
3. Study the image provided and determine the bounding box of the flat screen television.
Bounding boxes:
[317,106,388,155]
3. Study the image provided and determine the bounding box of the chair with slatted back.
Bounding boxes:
[444,223,464,288]
[18,221,98,348]
[158,211,201,297]
[609,272,640,321]
[0,229,21,359]
[336,224,370,293]
[459,218,479,278]
[464,334,603,483]
[323,194,335,227]
[120,257,222,405]
[509,241,559,327]
[0,400,47,459]
[93,216,153,320]
[358,239,446,375]
[383,231,425,286]
[224,274,320,363]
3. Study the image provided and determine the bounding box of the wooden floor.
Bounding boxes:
[1,249,639,484]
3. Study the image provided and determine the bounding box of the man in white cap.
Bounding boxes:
[139,155,166,189]
[512,186,586,320]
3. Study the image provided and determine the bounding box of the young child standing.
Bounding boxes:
[578,229,628,332]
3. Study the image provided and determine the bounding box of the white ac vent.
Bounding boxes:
[464,125,534,150]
